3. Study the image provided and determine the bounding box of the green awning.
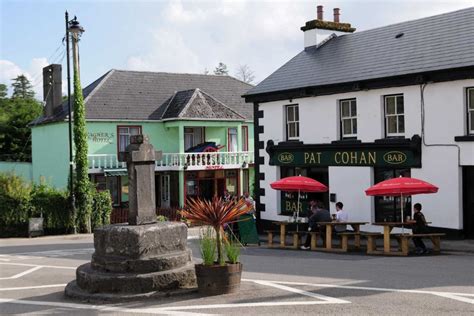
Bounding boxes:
[104,169,128,177]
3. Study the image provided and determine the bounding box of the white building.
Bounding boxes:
[244,6,474,237]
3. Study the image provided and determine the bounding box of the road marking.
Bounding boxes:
[253,280,350,304]
[0,262,76,270]
[0,284,67,291]
[0,248,94,260]
[0,298,209,315]
[251,280,474,305]
[0,266,42,280]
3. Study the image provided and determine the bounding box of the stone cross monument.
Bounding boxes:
[65,134,196,301]
[126,135,160,225]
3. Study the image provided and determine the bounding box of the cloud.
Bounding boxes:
[0,58,50,100]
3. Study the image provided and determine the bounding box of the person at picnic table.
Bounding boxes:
[223,190,232,202]
[300,201,331,250]
[334,201,349,233]
[407,203,430,255]
[242,192,256,217]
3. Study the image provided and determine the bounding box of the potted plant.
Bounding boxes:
[180,196,251,295]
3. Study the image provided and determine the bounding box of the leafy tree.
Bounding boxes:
[213,62,229,76]
[235,64,255,84]
[0,79,42,162]
[72,62,92,233]
[11,75,35,99]
[0,84,7,99]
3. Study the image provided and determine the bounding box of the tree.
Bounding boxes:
[72,61,92,233]
[213,62,229,76]
[11,75,35,99]
[235,64,255,84]
[0,84,7,99]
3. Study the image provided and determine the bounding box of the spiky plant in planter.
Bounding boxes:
[180,196,251,295]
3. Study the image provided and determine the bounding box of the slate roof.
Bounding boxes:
[161,89,245,120]
[245,7,474,97]
[32,70,253,125]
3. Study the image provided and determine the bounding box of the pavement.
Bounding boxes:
[0,228,473,315]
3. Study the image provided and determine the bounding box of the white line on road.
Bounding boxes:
[0,262,76,270]
[432,293,474,305]
[0,284,67,291]
[0,266,42,280]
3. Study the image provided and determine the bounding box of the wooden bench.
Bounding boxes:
[264,230,280,247]
[395,233,446,255]
[288,231,321,250]
[361,232,383,254]
[337,231,362,251]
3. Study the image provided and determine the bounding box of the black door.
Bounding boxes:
[463,167,474,238]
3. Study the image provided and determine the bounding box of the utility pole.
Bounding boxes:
[65,11,76,234]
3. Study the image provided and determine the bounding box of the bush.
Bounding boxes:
[31,183,73,234]
[91,189,112,230]
[0,173,32,237]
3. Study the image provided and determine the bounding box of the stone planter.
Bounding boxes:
[195,262,242,296]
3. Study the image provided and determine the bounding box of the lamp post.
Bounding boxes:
[65,12,85,234]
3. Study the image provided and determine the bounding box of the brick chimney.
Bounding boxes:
[301,5,356,48]
[42,64,62,117]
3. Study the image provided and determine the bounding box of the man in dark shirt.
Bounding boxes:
[301,201,331,250]
[411,203,429,254]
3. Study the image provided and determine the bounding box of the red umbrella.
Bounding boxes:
[271,176,328,231]
[270,176,328,193]
[365,176,438,232]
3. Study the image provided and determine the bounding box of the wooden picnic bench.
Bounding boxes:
[361,232,383,254]
[394,233,446,255]
[338,231,363,251]
[264,230,280,247]
[288,231,321,250]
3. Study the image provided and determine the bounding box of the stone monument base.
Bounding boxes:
[65,222,197,301]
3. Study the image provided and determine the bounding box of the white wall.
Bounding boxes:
[257,79,474,229]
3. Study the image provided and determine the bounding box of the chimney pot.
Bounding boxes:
[317,5,323,20]
[333,8,340,23]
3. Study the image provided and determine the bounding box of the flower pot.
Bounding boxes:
[194,262,242,296]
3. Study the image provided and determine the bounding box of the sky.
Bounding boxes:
[0,0,473,100]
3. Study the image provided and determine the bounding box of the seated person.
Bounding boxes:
[407,203,430,255]
[334,201,349,233]
[300,201,331,250]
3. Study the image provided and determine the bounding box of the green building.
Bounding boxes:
[30,67,254,213]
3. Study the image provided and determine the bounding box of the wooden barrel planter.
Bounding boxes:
[195,263,242,296]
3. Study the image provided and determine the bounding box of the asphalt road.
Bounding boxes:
[0,234,473,315]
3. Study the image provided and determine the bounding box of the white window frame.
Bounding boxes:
[184,127,204,151]
[340,99,357,139]
[228,127,238,152]
[384,95,405,137]
[286,104,299,140]
[118,126,141,153]
[468,87,474,135]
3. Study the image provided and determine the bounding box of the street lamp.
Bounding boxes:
[65,12,85,234]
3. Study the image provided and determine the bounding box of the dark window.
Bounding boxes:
[286,105,299,140]
[384,95,404,137]
[184,127,204,151]
[374,168,411,222]
[118,126,141,153]
[468,88,474,135]
[339,98,357,139]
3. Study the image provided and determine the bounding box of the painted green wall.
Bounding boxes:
[0,162,33,182]
[31,122,69,188]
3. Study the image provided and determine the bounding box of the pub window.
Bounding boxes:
[242,126,249,151]
[106,176,120,206]
[374,168,411,222]
[118,126,141,153]
[468,87,474,135]
[286,104,299,140]
[184,127,204,151]
[340,98,357,139]
[384,95,404,137]
[228,128,238,152]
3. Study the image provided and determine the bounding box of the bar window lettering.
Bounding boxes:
[468,88,474,135]
[340,99,357,139]
[286,104,299,140]
[384,95,404,137]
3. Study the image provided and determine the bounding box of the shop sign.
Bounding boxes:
[205,165,224,170]
[271,149,419,168]
[88,132,114,144]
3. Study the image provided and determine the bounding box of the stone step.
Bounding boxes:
[76,262,197,294]
[91,249,192,273]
